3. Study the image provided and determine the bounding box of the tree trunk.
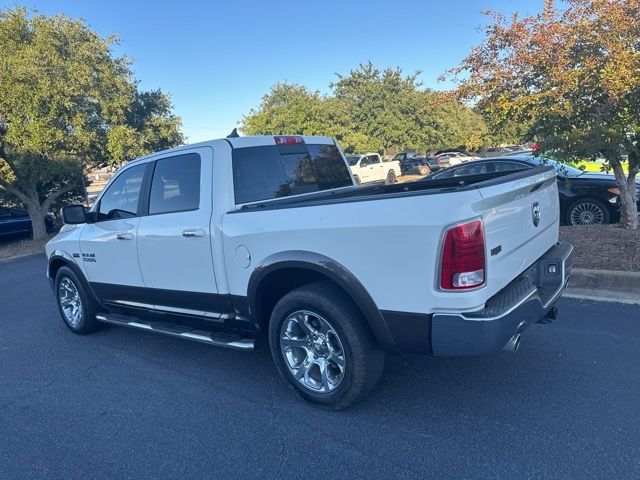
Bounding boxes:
[26,203,48,241]
[610,158,638,230]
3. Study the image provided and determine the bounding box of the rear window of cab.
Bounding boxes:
[232,143,352,204]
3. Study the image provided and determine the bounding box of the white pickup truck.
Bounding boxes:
[46,135,572,409]
[346,153,400,185]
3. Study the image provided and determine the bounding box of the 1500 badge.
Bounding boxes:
[81,253,96,263]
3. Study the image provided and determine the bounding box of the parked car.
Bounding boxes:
[0,207,55,238]
[46,135,571,409]
[346,153,399,185]
[392,154,439,175]
[434,151,478,167]
[477,147,515,158]
[390,151,429,175]
[426,156,640,225]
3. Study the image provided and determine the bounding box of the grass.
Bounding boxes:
[570,161,629,174]
[0,235,53,261]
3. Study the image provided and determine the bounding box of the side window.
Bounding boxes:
[392,154,403,162]
[369,155,381,164]
[434,169,456,179]
[149,153,201,215]
[454,163,490,176]
[360,156,370,166]
[493,162,529,172]
[97,164,146,221]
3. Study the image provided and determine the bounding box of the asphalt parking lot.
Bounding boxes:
[1,254,639,479]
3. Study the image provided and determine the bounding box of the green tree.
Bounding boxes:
[242,63,491,156]
[331,62,424,155]
[242,83,329,137]
[449,0,640,229]
[415,91,490,152]
[0,7,184,239]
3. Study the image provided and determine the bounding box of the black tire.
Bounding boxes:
[385,169,397,185]
[418,165,431,176]
[268,282,384,410]
[353,175,361,186]
[566,198,610,226]
[54,266,102,334]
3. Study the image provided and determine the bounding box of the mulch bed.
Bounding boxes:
[560,224,640,272]
[0,235,52,261]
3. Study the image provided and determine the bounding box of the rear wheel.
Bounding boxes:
[566,198,610,226]
[418,165,431,176]
[385,169,397,185]
[55,266,101,334]
[268,282,384,410]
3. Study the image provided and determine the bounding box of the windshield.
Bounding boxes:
[346,156,360,166]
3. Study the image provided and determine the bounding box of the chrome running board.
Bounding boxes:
[95,314,255,351]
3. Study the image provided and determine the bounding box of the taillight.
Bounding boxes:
[274,135,304,145]
[440,219,485,290]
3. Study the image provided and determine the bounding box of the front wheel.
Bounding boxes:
[353,175,361,186]
[55,266,102,334]
[268,282,384,410]
[566,198,610,226]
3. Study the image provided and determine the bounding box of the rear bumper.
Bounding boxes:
[382,242,573,355]
[430,242,573,355]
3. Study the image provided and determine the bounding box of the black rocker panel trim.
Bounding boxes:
[89,282,250,320]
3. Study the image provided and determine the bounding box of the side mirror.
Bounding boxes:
[61,204,87,224]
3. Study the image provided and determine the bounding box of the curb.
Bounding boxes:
[565,268,640,305]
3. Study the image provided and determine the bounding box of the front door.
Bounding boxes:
[80,163,149,300]
[135,148,220,316]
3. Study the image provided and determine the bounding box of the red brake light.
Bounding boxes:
[274,135,305,145]
[440,219,485,290]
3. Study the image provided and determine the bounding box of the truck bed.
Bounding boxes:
[233,166,555,212]
[223,165,560,317]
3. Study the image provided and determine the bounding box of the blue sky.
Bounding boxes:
[2,0,544,142]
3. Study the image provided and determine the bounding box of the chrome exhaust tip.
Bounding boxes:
[502,334,521,352]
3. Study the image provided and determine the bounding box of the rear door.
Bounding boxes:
[368,155,385,181]
[135,147,220,316]
[80,163,149,293]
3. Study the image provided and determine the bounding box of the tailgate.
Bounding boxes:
[477,167,560,294]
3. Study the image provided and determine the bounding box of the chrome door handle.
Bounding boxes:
[116,232,134,240]
[182,229,205,238]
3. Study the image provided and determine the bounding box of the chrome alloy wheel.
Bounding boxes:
[58,277,83,327]
[570,201,605,225]
[279,310,346,393]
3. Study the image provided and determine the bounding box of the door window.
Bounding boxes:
[453,163,492,176]
[149,153,201,215]
[97,164,146,221]
[492,161,529,172]
[368,155,381,164]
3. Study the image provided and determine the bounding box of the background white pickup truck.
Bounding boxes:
[346,153,400,184]
[46,135,572,409]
